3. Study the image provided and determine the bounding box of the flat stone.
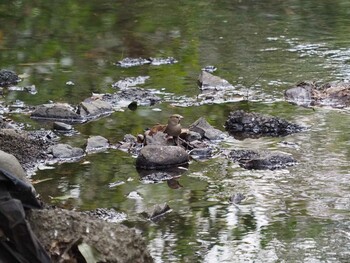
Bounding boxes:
[31,103,83,122]
[198,71,233,90]
[48,143,84,159]
[86,136,109,152]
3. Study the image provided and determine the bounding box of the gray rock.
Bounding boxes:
[31,103,83,122]
[48,143,84,159]
[86,135,109,152]
[136,145,189,169]
[198,71,233,90]
[78,99,113,118]
[0,149,30,184]
[189,117,225,141]
[53,121,73,131]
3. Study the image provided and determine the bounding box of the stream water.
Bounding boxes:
[2,1,350,262]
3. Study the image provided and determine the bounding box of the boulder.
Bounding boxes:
[48,143,84,159]
[53,121,73,131]
[136,145,189,169]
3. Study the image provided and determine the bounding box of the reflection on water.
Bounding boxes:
[2,0,350,262]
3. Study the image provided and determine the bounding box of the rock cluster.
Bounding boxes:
[225,110,304,139]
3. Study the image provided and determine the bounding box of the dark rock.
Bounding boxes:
[31,103,84,123]
[48,143,84,159]
[229,149,296,170]
[285,81,350,108]
[185,131,202,142]
[225,110,304,139]
[198,71,233,90]
[189,117,226,141]
[28,208,153,263]
[136,145,189,169]
[0,69,21,87]
[137,166,186,184]
[86,135,109,152]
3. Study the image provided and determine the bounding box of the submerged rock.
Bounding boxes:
[229,149,296,170]
[141,203,171,221]
[225,110,304,139]
[116,57,177,68]
[86,135,109,152]
[112,76,150,89]
[285,81,350,108]
[0,69,21,87]
[136,145,189,169]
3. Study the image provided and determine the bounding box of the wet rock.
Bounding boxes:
[229,193,246,205]
[115,57,151,68]
[229,149,296,170]
[101,88,161,109]
[201,65,217,73]
[84,208,127,223]
[78,99,113,119]
[144,131,172,146]
[285,81,350,108]
[116,57,177,68]
[225,110,304,139]
[136,145,189,169]
[189,147,212,160]
[189,117,226,141]
[86,135,109,152]
[53,121,73,131]
[28,208,153,263]
[31,103,84,123]
[112,76,150,89]
[149,57,177,66]
[0,69,21,87]
[137,166,186,184]
[284,82,313,107]
[185,131,202,142]
[141,203,171,221]
[48,143,84,159]
[198,71,233,90]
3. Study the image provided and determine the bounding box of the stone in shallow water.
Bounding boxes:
[136,145,189,169]
[0,69,21,87]
[225,110,304,139]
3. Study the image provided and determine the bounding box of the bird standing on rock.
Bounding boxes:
[164,114,183,145]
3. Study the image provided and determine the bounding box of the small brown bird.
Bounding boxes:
[164,114,183,145]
